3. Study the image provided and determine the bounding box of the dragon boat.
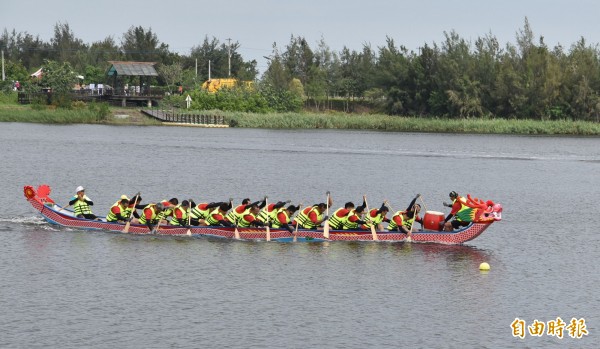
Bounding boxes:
[23,185,502,244]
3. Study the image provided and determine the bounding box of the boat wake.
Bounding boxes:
[0,216,47,225]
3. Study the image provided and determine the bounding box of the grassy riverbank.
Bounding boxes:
[0,101,160,125]
[223,111,600,135]
[1,93,599,134]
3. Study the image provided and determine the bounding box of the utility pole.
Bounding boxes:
[1,50,5,81]
[227,38,232,77]
[195,58,198,78]
[208,60,211,81]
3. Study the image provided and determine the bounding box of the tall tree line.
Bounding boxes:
[261,19,600,121]
[0,22,257,89]
[2,19,600,120]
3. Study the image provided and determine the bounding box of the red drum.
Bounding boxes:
[423,211,445,231]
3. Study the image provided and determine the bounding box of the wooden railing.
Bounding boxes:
[17,88,165,104]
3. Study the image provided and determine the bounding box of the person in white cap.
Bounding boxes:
[106,195,130,223]
[69,186,98,219]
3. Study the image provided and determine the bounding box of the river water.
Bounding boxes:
[0,123,598,348]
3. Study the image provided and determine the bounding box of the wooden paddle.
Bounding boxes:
[407,210,415,242]
[122,192,140,233]
[419,196,428,212]
[151,202,167,234]
[364,195,379,241]
[265,197,271,242]
[323,191,331,239]
[151,216,163,234]
[384,200,404,239]
[232,200,240,240]
[292,203,302,242]
[57,203,72,213]
[186,198,192,236]
[406,195,423,242]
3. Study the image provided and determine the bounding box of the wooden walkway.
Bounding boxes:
[141,109,229,127]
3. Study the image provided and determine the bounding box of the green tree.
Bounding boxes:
[438,30,482,117]
[4,60,29,82]
[41,59,77,93]
[472,33,502,116]
[1,29,50,71]
[312,37,340,106]
[50,22,87,69]
[157,62,183,93]
[121,26,170,63]
[282,35,314,87]
[374,37,413,115]
[83,65,104,85]
[262,43,290,91]
[186,36,256,81]
[414,43,440,115]
[561,37,600,120]
[187,36,226,80]
[88,37,121,66]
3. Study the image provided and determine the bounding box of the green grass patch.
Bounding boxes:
[222,112,600,135]
[0,106,105,123]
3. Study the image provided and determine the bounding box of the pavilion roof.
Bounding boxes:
[107,61,158,76]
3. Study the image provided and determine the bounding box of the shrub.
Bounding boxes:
[50,93,72,109]
[88,101,111,122]
[72,100,87,110]
[0,91,18,104]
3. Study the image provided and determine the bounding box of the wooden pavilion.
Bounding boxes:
[106,61,162,107]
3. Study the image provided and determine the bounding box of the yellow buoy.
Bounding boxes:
[479,262,490,271]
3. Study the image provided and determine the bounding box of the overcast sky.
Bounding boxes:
[2,0,599,73]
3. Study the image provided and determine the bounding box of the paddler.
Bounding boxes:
[125,194,145,223]
[328,201,356,230]
[236,201,266,228]
[69,186,99,220]
[106,195,130,223]
[157,198,178,222]
[293,203,328,229]
[189,200,229,226]
[225,197,266,226]
[257,200,289,226]
[387,211,418,236]
[342,205,369,230]
[387,194,423,236]
[225,198,251,225]
[364,202,390,231]
[441,191,471,231]
[328,196,366,230]
[169,200,191,227]
[271,205,299,233]
[205,202,234,227]
[138,202,165,232]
